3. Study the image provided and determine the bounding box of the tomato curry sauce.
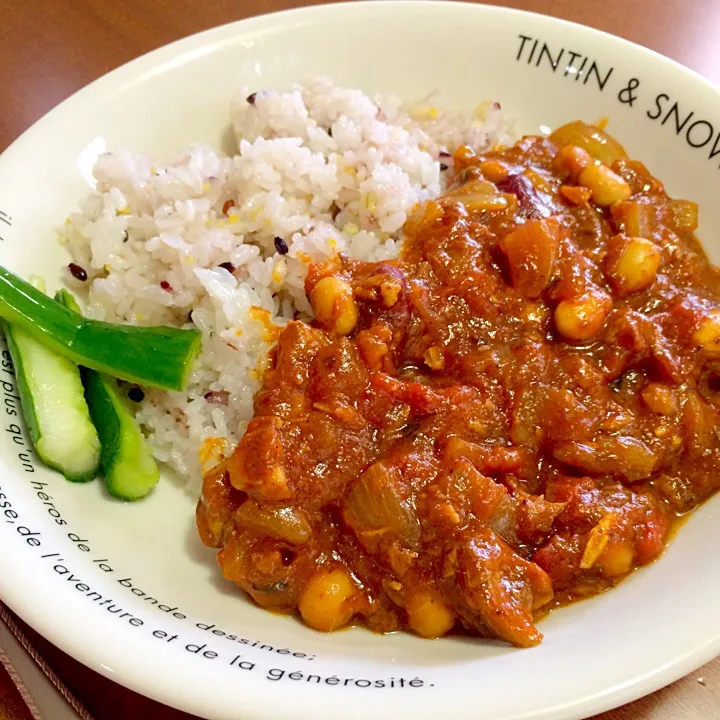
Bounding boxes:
[197,121,720,647]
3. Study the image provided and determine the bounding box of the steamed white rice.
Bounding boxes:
[60,78,514,488]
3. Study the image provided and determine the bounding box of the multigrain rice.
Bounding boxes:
[61,79,514,488]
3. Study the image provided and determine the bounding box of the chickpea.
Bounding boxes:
[577,163,632,207]
[607,235,662,295]
[554,290,612,341]
[299,568,359,632]
[407,590,456,638]
[552,145,592,178]
[595,542,634,578]
[693,311,720,355]
[310,276,358,335]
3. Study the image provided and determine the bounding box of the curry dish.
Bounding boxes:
[197,121,720,647]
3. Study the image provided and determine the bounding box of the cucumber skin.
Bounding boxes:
[83,370,122,473]
[82,370,160,501]
[1,320,99,482]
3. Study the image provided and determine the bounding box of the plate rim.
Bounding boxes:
[1,3,720,719]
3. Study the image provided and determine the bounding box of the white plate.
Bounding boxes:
[1,3,720,719]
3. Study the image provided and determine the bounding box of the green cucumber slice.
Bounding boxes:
[82,370,160,500]
[1,319,100,483]
[0,265,201,391]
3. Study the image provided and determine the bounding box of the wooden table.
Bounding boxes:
[1,1,719,718]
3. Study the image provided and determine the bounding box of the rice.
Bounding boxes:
[60,78,515,488]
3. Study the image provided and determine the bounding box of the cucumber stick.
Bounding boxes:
[82,371,160,500]
[0,265,201,391]
[56,290,160,500]
[1,316,100,483]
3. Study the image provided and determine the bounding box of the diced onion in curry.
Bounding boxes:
[343,463,420,549]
